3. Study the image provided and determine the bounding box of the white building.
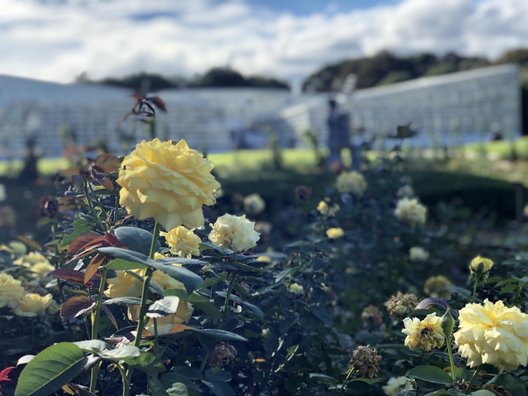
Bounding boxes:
[0,64,522,159]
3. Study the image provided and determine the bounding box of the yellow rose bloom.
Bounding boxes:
[117,139,220,231]
[128,298,193,335]
[469,256,493,275]
[454,299,528,371]
[243,193,266,216]
[326,227,344,239]
[335,171,367,196]
[424,275,452,300]
[402,313,445,351]
[14,252,50,269]
[104,269,184,298]
[409,246,429,262]
[208,214,260,252]
[317,200,340,216]
[30,262,55,276]
[13,293,53,317]
[0,273,25,308]
[382,376,416,396]
[160,226,201,258]
[394,198,427,226]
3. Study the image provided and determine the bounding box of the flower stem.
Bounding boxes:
[472,278,478,300]
[89,266,108,392]
[446,335,456,384]
[123,221,160,395]
[221,273,237,328]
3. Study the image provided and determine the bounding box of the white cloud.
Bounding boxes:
[0,0,527,83]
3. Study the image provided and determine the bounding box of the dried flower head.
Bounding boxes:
[361,305,383,328]
[385,292,419,319]
[208,342,237,368]
[350,345,382,379]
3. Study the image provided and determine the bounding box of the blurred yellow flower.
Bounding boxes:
[409,246,429,262]
[335,171,367,196]
[30,262,55,276]
[0,273,25,308]
[13,293,53,317]
[394,198,427,226]
[14,252,50,269]
[317,200,339,216]
[402,313,445,351]
[382,376,416,396]
[288,283,304,294]
[424,275,452,300]
[208,214,260,252]
[454,299,528,371]
[105,269,184,298]
[117,139,220,231]
[469,256,493,275]
[326,227,344,239]
[161,226,201,258]
[243,193,266,216]
[128,298,193,335]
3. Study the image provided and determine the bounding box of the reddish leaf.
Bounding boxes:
[68,233,125,263]
[49,268,85,284]
[61,296,96,320]
[150,96,167,112]
[0,366,15,383]
[99,176,115,191]
[101,305,118,330]
[84,253,107,285]
[67,233,101,256]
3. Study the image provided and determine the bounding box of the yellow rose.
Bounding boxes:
[335,171,367,196]
[30,262,55,276]
[469,256,493,275]
[382,376,416,396]
[243,193,266,216]
[128,298,193,335]
[454,299,528,371]
[424,275,452,300]
[317,200,340,216]
[0,273,25,308]
[13,293,53,317]
[14,252,50,268]
[104,269,184,298]
[402,313,445,351]
[394,198,427,226]
[409,246,429,262]
[117,139,220,231]
[326,227,344,239]
[161,226,201,258]
[208,214,260,252]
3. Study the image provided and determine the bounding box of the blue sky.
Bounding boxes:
[0,0,526,83]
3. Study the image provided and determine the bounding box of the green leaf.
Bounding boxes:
[15,342,87,396]
[407,365,452,385]
[103,297,144,306]
[157,257,208,266]
[98,345,141,361]
[147,259,204,293]
[127,351,165,374]
[202,380,235,396]
[106,258,147,271]
[73,340,106,353]
[486,373,527,396]
[204,368,232,382]
[114,226,160,256]
[147,296,182,318]
[98,247,150,265]
[186,328,248,342]
[166,383,189,396]
[470,391,495,396]
[308,373,339,384]
[215,292,264,320]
